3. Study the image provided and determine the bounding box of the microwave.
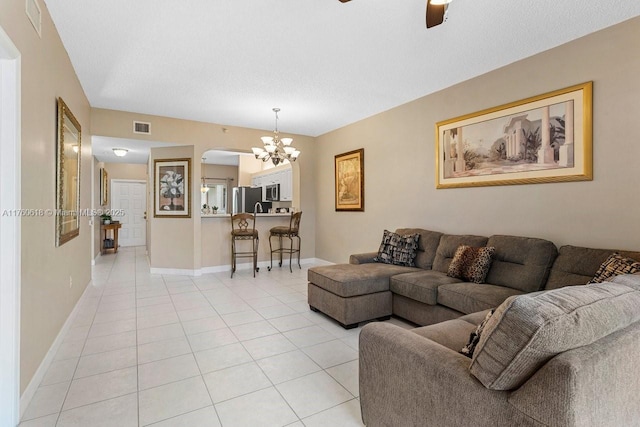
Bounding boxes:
[265,184,280,201]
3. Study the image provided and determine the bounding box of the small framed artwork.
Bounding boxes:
[154,158,191,218]
[435,82,593,189]
[100,168,108,206]
[335,148,364,211]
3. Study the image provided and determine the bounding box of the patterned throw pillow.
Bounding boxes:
[461,309,494,358]
[588,253,640,284]
[447,245,496,284]
[374,230,420,267]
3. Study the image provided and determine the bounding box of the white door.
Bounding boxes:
[111,180,147,247]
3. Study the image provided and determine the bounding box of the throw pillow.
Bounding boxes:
[588,253,640,284]
[447,245,496,284]
[469,282,640,391]
[374,230,420,267]
[460,309,494,358]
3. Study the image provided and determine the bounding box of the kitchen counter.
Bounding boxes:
[201,213,292,270]
[201,212,291,218]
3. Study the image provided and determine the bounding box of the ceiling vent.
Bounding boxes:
[133,121,151,135]
[26,0,42,37]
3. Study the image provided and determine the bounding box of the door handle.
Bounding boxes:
[144,211,147,220]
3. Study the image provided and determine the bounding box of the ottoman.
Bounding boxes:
[307,263,419,328]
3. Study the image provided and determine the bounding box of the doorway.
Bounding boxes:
[0,24,21,426]
[111,180,147,247]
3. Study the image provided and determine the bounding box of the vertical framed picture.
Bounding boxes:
[154,158,191,218]
[100,168,108,206]
[335,148,364,211]
[435,82,592,189]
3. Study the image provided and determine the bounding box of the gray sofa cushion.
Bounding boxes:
[395,228,443,270]
[545,245,640,290]
[611,273,640,290]
[308,264,419,297]
[412,319,476,352]
[437,282,523,314]
[484,235,557,293]
[459,309,493,326]
[432,234,489,273]
[470,282,640,391]
[390,270,461,305]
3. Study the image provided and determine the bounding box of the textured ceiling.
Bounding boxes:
[46,0,640,137]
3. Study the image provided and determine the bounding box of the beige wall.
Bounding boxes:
[315,17,640,263]
[0,1,92,393]
[93,109,317,271]
[103,162,148,182]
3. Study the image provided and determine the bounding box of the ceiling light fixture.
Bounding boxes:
[201,157,209,193]
[252,108,300,166]
[429,0,453,4]
[112,148,128,157]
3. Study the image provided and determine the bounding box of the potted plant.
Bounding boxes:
[212,206,219,214]
[100,213,112,225]
[202,203,209,214]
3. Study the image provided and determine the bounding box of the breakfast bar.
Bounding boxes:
[201,213,292,271]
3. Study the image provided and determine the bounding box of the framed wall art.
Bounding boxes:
[154,158,191,218]
[435,82,592,189]
[100,167,108,206]
[335,148,364,211]
[55,97,81,246]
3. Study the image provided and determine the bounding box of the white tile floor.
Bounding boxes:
[20,246,414,427]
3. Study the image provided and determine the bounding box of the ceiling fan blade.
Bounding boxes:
[426,1,446,29]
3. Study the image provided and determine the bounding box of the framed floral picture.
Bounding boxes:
[154,158,191,218]
[335,148,364,211]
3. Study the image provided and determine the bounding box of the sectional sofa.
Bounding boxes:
[307,228,640,426]
[307,228,640,328]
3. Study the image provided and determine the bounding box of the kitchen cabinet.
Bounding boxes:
[280,169,292,201]
[250,166,293,202]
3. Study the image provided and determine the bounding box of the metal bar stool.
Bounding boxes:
[230,213,259,278]
[268,212,302,273]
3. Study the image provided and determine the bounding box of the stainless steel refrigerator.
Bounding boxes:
[232,186,263,214]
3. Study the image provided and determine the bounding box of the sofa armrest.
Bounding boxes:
[359,323,533,427]
[349,252,378,264]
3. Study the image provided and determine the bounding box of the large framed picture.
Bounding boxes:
[100,167,108,206]
[435,82,592,189]
[335,148,364,211]
[154,158,191,218]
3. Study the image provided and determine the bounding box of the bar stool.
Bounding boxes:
[230,213,259,278]
[268,212,302,273]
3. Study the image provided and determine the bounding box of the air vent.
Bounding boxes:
[133,121,151,135]
[26,0,42,37]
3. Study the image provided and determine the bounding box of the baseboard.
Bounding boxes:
[153,258,334,276]
[19,279,95,419]
[91,251,101,266]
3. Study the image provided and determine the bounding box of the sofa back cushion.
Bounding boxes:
[432,234,488,273]
[469,282,640,391]
[395,228,443,270]
[545,245,640,290]
[484,235,557,293]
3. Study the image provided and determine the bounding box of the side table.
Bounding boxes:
[101,223,122,255]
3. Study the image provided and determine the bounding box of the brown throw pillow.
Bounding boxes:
[374,230,420,267]
[447,245,496,284]
[460,309,494,358]
[588,253,640,284]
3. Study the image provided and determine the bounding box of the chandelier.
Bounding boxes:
[252,108,300,166]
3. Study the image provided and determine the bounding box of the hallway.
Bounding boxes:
[19,247,412,426]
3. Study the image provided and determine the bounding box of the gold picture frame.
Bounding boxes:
[435,82,593,189]
[100,168,108,206]
[55,97,81,246]
[154,158,191,218]
[335,148,364,211]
